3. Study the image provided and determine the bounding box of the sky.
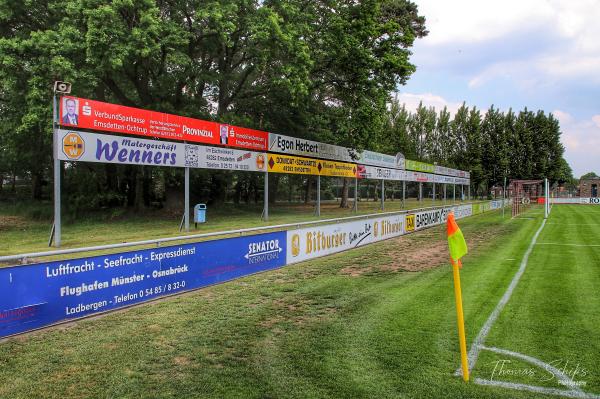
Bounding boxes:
[399,0,600,178]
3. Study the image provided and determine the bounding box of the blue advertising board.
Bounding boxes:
[0,231,285,338]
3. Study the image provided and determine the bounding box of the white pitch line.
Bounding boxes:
[455,218,547,376]
[474,378,600,399]
[536,243,600,247]
[480,345,582,392]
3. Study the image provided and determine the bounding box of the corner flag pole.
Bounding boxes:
[447,212,469,382]
[452,259,469,382]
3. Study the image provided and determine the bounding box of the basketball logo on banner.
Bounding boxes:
[62,132,85,160]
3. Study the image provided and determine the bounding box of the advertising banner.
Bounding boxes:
[473,202,493,214]
[406,204,472,232]
[489,200,505,210]
[268,133,403,169]
[549,198,580,204]
[57,130,267,173]
[550,197,600,204]
[59,96,267,150]
[404,160,468,178]
[268,133,352,163]
[356,164,406,181]
[320,159,357,178]
[267,153,356,177]
[453,204,473,218]
[412,207,453,230]
[404,170,433,183]
[405,159,435,173]
[434,165,468,178]
[287,214,404,264]
[0,232,286,338]
[356,165,470,185]
[359,151,404,170]
[434,174,457,184]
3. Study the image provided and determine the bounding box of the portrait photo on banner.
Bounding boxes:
[62,97,79,126]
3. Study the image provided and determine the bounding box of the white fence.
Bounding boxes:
[550,197,600,204]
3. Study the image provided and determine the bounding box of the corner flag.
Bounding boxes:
[447,212,468,267]
[447,211,469,382]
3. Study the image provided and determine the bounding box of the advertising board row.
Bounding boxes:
[267,132,403,170]
[550,197,600,204]
[357,164,469,184]
[287,204,473,264]
[57,129,267,172]
[1,200,505,339]
[59,96,468,177]
[266,153,357,178]
[404,159,470,178]
[57,129,470,183]
[0,232,286,338]
[59,96,267,150]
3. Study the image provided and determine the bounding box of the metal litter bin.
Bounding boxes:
[194,204,206,227]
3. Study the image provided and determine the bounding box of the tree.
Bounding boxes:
[0,0,427,209]
[480,105,508,189]
[581,172,599,179]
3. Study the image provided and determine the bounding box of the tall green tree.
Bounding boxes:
[0,0,427,208]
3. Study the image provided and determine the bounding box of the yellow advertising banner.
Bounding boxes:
[405,214,415,232]
[320,159,356,178]
[267,153,356,177]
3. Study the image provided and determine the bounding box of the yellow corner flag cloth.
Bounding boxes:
[447,212,468,265]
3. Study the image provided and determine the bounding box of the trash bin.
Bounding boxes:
[194,204,206,227]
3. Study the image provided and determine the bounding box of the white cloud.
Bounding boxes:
[405,1,600,176]
[416,0,600,49]
[414,0,600,84]
[553,109,573,125]
[417,0,554,45]
[394,92,463,115]
[555,112,600,176]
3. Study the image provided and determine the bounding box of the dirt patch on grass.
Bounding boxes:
[340,265,373,276]
[173,356,192,366]
[386,239,449,272]
[0,215,28,230]
[339,220,506,276]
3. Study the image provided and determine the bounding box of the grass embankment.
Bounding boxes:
[0,198,463,257]
[2,207,585,398]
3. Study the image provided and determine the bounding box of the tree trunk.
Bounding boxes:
[134,168,144,211]
[269,174,279,204]
[105,164,118,191]
[234,177,242,204]
[31,171,43,200]
[304,176,313,204]
[125,167,137,207]
[251,174,259,204]
[340,178,350,208]
[209,172,227,204]
[11,174,16,192]
[142,167,151,207]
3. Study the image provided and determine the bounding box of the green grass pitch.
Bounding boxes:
[0,205,598,398]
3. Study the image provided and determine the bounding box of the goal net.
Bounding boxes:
[510,179,544,218]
